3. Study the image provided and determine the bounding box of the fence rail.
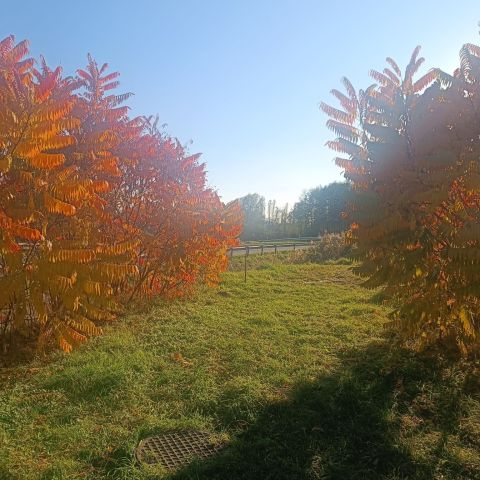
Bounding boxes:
[241,236,320,245]
[228,239,318,258]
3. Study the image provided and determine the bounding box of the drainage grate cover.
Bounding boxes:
[135,430,224,470]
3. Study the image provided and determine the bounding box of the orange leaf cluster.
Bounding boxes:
[323,41,480,354]
[0,36,242,355]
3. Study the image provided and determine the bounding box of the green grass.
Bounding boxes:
[0,255,479,479]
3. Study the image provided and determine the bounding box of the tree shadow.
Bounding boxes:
[0,465,19,480]
[0,333,38,368]
[166,341,471,480]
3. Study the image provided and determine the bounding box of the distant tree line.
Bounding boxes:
[236,182,353,240]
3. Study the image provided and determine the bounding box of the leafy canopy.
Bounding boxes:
[323,40,480,354]
[0,36,242,356]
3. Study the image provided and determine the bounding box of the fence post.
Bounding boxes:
[244,249,247,283]
[261,244,264,255]
[293,242,296,251]
[275,244,277,254]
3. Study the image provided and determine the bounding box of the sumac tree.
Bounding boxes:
[0,36,242,356]
[323,41,480,354]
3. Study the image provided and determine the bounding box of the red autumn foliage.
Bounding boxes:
[0,36,242,356]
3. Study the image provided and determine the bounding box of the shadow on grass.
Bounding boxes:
[0,465,18,480]
[165,342,470,480]
[0,334,37,368]
[93,340,476,480]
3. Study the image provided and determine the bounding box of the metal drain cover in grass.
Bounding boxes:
[135,431,224,470]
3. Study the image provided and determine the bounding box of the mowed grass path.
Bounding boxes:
[1,256,479,479]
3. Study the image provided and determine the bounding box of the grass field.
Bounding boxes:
[0,254,479,479]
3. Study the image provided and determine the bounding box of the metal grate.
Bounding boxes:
[135,430,224,470]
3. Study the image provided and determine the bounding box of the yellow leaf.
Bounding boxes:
[0,155,12,172]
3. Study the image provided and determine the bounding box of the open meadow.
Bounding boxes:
[1,254,479,480]
[3,5,480,480]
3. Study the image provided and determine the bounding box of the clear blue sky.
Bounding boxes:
[3,1,479,206]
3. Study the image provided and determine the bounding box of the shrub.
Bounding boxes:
[298,234,351,263]
[0,36,242,356]
[322,41,480,354]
